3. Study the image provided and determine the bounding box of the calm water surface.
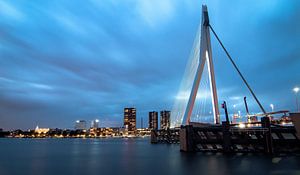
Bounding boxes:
[0,138,299,175]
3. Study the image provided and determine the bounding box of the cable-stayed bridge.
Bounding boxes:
[151,5,300,154]
[170,5,267,128]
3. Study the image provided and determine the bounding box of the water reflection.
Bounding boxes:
[0,138,299,175]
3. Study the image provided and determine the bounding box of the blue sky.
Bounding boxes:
[0,0,300,130]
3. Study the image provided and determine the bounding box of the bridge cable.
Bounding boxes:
[208,25,266,114]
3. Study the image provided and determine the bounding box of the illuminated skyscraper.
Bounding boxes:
[160,111,170,129]
[124,108,136,132]
[75,120,87,130]
[91,119,99,129]
[149,111,158,130]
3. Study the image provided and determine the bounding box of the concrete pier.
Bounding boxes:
[152,116,300,154]
[178,117,300,153]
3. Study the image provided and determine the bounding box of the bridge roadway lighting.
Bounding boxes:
[293,87,300,112]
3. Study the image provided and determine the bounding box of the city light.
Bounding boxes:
[293,87,300,93]
[238,123,246,128]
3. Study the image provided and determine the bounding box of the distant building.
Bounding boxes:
[141,117,144,129]
[91,119,99,129]
[124,108,136,132]
[149,111,158,130]
[160,110,171,129]
[75,120,87,130]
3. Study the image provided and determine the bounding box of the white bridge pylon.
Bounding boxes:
[171,5,220,127]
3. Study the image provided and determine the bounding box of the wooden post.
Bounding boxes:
[180,125,195,152]
[261,117,273,154]
[290,113,300,139]
[222,121,231,153]
[150,130,158,144]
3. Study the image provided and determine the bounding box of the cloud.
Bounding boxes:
[0,0,299,130]
[0,1,24,20]
[28,83,53,90]
[135,0,175,28]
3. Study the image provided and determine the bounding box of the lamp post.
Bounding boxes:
[222,101,229,124]
[293,87,300,112]
[233,104,236,114]
[270,104,274,112]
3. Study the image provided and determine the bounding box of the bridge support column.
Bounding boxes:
[180,125,195,152]
[261,117,273,154]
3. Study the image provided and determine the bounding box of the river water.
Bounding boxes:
[0,138,299,175]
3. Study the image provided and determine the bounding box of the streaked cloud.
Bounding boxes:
[136,0,175,28]
[0,1,24,20]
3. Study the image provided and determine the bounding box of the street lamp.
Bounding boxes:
[233,104,236,114]
[293,87,300,112]
[270,104,274,112]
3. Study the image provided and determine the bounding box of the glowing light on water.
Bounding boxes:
[238,123,246,128]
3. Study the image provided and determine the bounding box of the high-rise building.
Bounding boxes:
[160,110,171,129]
[75,120,87,130]
[124,108,136,132]
[149,111,158,130]
[91,119,99,129]
[141,117,144,129]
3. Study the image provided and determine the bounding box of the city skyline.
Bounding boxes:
[0,107,171,131]
[1,0,300,130]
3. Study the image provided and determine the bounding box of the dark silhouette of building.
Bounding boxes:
[141,117,144,129]
[160,110,170,129]
[91,119,99,129]
[149,111,158,130]
[124,108,136,133]
[75,120,87,130]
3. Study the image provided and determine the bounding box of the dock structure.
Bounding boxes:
[180,117,299,153]
[151,128,180,144]
[151,116,300,154]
